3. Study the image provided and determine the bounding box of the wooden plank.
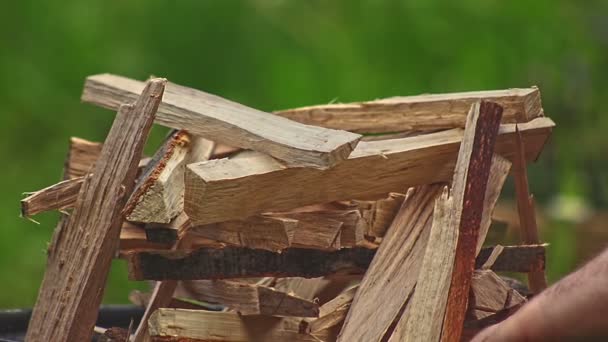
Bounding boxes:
[82,74,362,169]
[182,279,319,317]
[337,185,443,342]
[184,117,553,226]
[388,187,458,342]
[148,309,330,342]
[21,177,84,217]
[468,270,526,320]
[126,244,546,281]
[275,87,543,133]
[476,155,512,254]
[124,131,191,223]
[64,137,102,179]
[441,101,504,342]
[25,78,164,342]
[513,126,548,293]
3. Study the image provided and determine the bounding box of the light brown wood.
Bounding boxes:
[82,73,362,169]
[303,285,359,334]
[64,137,102,179]
[148,309,331,342]
[184,117,553,226]
[25,78,164,342]
[21,177,84,217]
[275,87,543,133]
[389,187,457,342]
[468,270,526,320]
[354,193,406,237]
[182,279,319,317]
[476,155,512,254]
[337,185,444,342]
[513,126,548,293]
[441,101,504,342]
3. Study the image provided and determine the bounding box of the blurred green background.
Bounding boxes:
[1,1,606,308]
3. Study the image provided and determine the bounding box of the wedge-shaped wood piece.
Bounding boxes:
[353,193,406,237]
[148,309,330,342]
[124,131,191,223]
[185,117,553,225]
[276,88,542,133]
[82,74,362,169]
[389,187,458,342]
[469,270,526,321]
[276,210,367,247]
[182,280,319,317]
[26,78,165,342]
[441,101,503,342]
[64,137,102,179]
[302,285,359,334]
[126,244,546,280]
[337,185,442,342]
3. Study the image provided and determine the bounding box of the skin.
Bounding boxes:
[472,248,608,341]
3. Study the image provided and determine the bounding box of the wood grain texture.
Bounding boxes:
[354,193,406,237]
[64,137,102,179]
[337,185,444,342]
[441,101,503,342]
[389,187,457,342]
[21,177,84,217]
[82,73,362,169]
[185,117,553,226]
[468,270,526,320]
[182,279,319,317]
[275,87,543,133]
[302,285,359,334]
[513,126,548,293]
[126,244,546,281]
[25,78,164,342]
[148,309,330,342]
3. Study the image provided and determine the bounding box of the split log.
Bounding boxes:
[468,270,526,320]
[25,78,164,342]
[182,280,319,317]
[82,74,362,169]
[184,117,553,226]
[353,193,406,237]
[337,185,443,342]
[64,137,102,179]
[302,285,359,334]
[441,101,504,342]
[148,309,331,342]
[275,88,543,133]
[21,177,84,217]
[272,277,359,305]
[388,187,458,342]
[126,244,546,281]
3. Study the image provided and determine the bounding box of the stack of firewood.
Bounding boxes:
[21,74,554,342]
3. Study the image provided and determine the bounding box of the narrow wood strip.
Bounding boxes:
[275,87,543,133]
[26,78,164,342]
[82,74,362,169]
[185,118,553,226]
[441,101,504,342]
[64,137,102,180]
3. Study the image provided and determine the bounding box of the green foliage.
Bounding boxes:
[0,0,606,307]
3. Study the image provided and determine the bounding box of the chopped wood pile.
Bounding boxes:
[21,74,554,342]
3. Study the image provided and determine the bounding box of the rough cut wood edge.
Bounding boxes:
[337,185,444,342]
[275,87,543,133]
[21,177,84,217]
[302,285,359,334]
[354,193,406,237]
[441,101,503,342]
[64,137,102,180]
[468,270,526,321]
[182,279,319,317]
[389,187,457,342]
[82,73,362,169]
[148,309,330,342]
[25,78,165,342]
[184,117,553,226]
[126,244,546,281]
[124,131,190,223]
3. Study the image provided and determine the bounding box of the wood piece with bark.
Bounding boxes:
[25,78,165,342]
[182,279,319,317]
[513,126,548,293]
[126,244,546,281]
[388,187,458,342]
[441,101,504,342]
[82,74,362,169]
[64,137,102,179]
[148,309,331,342]
[275,87,543,133]
[337,185,444,342]
[184,117,553,226]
